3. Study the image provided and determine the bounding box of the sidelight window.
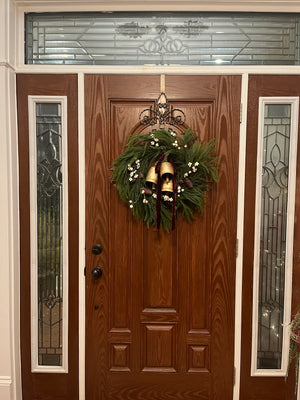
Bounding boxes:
[29,97,68,373]
[251,97,299,376]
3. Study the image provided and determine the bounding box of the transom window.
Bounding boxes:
[25,12,300,66]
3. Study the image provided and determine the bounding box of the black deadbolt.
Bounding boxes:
[91,267,103,281]
[92,244,103,255]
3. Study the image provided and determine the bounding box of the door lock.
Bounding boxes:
[92,244,103,255]
[91,267,103,281]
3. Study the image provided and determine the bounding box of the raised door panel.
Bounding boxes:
[142,324,177,372]
[109,344,131,372]
[188,345,210,372]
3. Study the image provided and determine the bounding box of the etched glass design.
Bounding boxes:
[25,12,300,65]
[36,103,63,366]
[257,104,291,369]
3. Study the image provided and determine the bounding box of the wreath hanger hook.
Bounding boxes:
[138,75,186,129]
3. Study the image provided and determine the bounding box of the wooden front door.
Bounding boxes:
[85,74,241,400]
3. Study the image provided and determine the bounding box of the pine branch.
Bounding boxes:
[111,128,218,231]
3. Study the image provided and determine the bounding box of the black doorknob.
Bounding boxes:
[92,244,103,255]
[91,267,103,280]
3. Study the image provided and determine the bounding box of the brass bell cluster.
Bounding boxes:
[145,164,158,191]
[160,162,174,196]
[145,161,174,197]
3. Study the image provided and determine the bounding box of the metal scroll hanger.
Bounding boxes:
[139,75,186,129]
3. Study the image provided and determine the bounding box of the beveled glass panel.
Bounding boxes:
[257,104,291,369]
[25,12,300,65]
[36,102,63,366]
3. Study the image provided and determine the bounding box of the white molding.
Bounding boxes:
[0,377,12,386]
[0,62,15,71]
[1,0,17,68]
[8,0,17,68]
[13,0,300,12]
[233,73,248,400]
[16,7,24,68]
[7,69,22,400]
[78,73,86,400]
[0,4,21,398]
[0,0,8,64]
[28,95,69,374]
[0,63,22,400]
[14,5,300,71]
[251,96,299,377]
[0,376,12,400]
[14,6,300,74]
[14,64,300,75]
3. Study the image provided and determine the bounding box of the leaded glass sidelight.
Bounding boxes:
[29,97,68,372]
[252,98,299,375]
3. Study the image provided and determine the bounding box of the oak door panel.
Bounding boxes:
[85,74,241,400]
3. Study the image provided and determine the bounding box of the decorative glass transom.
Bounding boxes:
[25,12,300,65]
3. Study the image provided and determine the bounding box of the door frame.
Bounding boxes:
[4,4,300,400]
[13,70,297,400]
[4,7,300,400]
[78,70,299,400]
[77,71,248,400]
[12,69,300,400]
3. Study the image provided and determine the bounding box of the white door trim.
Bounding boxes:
[233,72,248,400]
[77,72,248,400]
[28,95,69,374]
[78,72,86,400]
[251,96,299,377]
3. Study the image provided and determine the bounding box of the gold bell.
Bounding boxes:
[161,180,173,195]
[160,162,174,183]
[145,164,158,190]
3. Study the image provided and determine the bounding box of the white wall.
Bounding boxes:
[0,0,21,399]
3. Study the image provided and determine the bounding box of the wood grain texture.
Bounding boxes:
[142,324,177,371]
[17,74,79,400]
[240,75,300,400]
[188,345,210,372]
[142,228,178,309]
[109,344,131,372]
[85,74,241,400]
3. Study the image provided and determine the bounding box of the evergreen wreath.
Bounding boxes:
[111,128,218,231]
